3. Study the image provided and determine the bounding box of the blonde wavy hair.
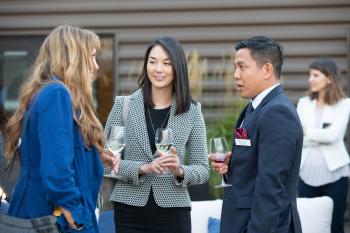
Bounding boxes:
[4,25,104,157]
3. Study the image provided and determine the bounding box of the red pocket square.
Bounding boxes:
[235,128,248,139]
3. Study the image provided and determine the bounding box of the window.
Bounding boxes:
[0,35,114,124]
[0,36,43,111]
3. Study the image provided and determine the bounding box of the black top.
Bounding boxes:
[144,105,171,155]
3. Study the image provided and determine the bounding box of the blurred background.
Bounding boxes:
[0,0,349,211]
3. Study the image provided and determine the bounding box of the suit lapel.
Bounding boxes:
[258,85,284,107]
[229,85,284,173]
[129,90,153,159]
[242,85,284,129]
[307,99,317,127]
[321,104,332,125]
[235,104,247,129]
[129,90,177,160]
[230,104,248,168]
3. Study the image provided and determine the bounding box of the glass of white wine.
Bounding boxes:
[155,128,173,175]
[209,137,232,188]
[105,125,125,178]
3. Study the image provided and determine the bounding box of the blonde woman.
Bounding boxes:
[297,57,350,233]
[4,25,114,232]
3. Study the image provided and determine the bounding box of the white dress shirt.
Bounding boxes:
[251,84,280,109]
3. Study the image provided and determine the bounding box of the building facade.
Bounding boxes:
[0,0,350,124]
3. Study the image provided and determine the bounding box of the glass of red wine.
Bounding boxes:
[209,137,232,188]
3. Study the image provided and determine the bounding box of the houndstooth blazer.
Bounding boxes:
[104,89,209,208]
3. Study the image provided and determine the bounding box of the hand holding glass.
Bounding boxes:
[155,128,173,175]
[105,126,125,177]
[209,137,232,188]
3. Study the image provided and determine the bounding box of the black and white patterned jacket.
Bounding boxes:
[104,89,209,208]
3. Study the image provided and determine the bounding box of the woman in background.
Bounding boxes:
[104,36,209,233]
[5,25,115,232]
[297,57,350,233]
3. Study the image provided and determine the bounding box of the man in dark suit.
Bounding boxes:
[210,36,303,233]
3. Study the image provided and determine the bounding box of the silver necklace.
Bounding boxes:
[147,106,171,134]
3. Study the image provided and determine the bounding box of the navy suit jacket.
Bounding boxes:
[221,85,303,233]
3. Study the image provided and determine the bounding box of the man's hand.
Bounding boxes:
[208,151,231,175]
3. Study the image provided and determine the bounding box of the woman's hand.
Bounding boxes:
[100,151,120,173]
[139,147,183,176]
[208,152,231,175]
[158,147,183,177]
[60,207,77,230]
[139,156,166,175]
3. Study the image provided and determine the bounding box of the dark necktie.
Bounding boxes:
[243,102,254,121]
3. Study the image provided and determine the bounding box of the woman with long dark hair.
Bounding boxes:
[104,36,209,233]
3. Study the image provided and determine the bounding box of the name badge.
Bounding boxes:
[235,139,251,146]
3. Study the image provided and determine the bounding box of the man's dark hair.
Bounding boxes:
[235,36,284,79]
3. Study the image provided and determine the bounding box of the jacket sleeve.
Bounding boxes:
[104,96,146,185]
[248,105,301,233]
[103,96,119,175]
[38,86,93,229]
[173,103,210,187]
[296,98,317,147]
[304,99,350,144]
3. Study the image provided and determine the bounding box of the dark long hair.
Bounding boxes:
[137,36,193,115]
[307,57,345,105]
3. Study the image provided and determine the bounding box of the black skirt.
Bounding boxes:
[114,190,191,233]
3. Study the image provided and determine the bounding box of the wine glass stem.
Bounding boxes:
[220,175,226,185]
